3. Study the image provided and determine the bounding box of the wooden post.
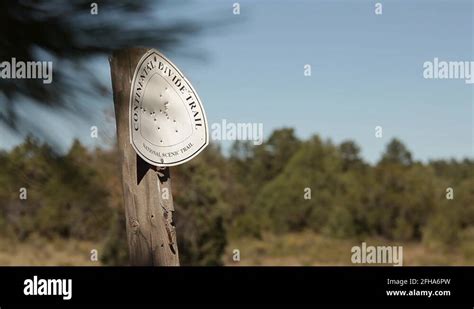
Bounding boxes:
[110,48,179,266]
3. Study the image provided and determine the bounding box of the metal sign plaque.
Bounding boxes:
[129,49,208,166]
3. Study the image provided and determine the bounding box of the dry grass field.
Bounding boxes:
[224,231,474,266]
[0,235,101,266]
[1,231,473,266]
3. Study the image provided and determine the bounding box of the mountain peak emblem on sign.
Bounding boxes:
[129,49,208,167]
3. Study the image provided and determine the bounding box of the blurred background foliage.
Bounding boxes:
[0,0,210,145]
[0,132,473,265]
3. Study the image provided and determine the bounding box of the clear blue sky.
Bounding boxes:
[2,0,473,163]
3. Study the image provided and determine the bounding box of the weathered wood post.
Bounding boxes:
[109,48,208,266]
[110,48,178,266]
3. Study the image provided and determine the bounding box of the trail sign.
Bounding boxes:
[129,49,208,166]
